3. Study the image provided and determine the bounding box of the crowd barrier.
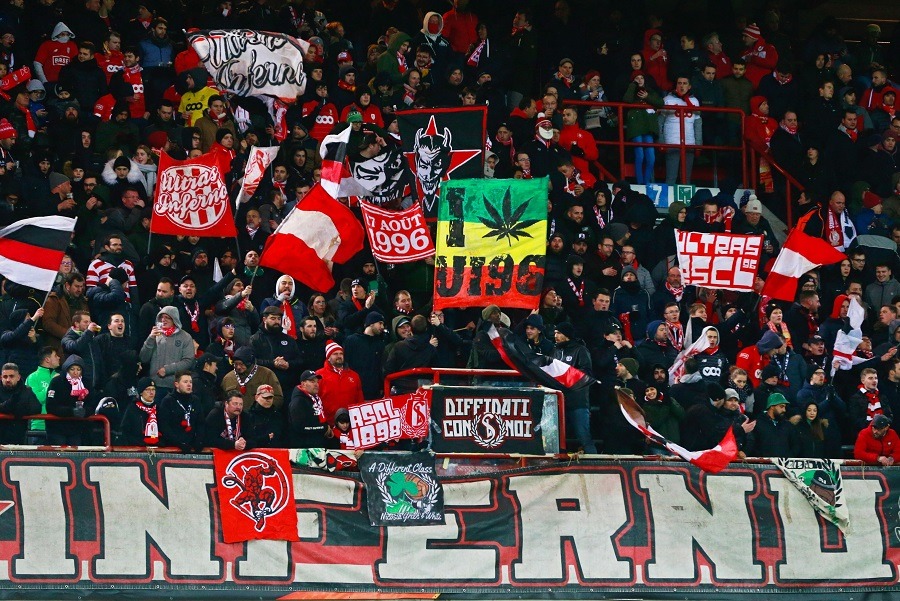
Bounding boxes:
[0,452,895,599]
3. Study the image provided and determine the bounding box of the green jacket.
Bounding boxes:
[25,365,58,431]
[376,32,412,86]
[623,83,664,139]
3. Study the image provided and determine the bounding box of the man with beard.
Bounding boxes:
[250,307,302,393]
[746,393,797,457]
[612,267,652,343]
[289,370,333,448]
[157,371,205,452]
[260,275,306,340]
[635,320,677,382]
[43,272,87,351]
[60,310,102,390]
[137,278,175,344]
[0,362,41,444]
[651,266,696,318]
[589,236,621,291]
[204,388,253,450]
[544,233,569,287]
[316,342,363,424]
[344,312,388,400]
[854,414,900,465]
[186,248,214,292]
[220,346,282,410]
[173,274,230,350]
[296,317,326,373]
[86,234,138,304]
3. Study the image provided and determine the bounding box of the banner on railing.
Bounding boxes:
[0,453,897,598]
[429,386,545,454]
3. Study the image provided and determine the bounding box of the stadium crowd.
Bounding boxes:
[0,0,897,464]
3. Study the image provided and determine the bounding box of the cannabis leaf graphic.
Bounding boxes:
[478,188,539,246]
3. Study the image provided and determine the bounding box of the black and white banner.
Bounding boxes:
[358,452,444,526]
[188,30,310,100]
[397,107,486,218]
[429,386,545,454]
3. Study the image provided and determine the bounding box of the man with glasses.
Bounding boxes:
[854,414,900,465]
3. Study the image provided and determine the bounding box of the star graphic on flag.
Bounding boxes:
[404,115,481,213]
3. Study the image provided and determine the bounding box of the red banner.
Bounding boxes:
[359,201,435,263]
[151,151,237,237]
[212,449,299,543]
[348,389,430,448]
[674,230,763,291]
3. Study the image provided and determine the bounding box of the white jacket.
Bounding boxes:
[661,93,701,145]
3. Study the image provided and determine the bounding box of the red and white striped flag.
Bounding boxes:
[319,125,367,198]
[235,145,280,206]
[668,325,714,384]
[763,229,846,301]
[259,184,364,292]
[0,216,76,290]
[617,389,737,473]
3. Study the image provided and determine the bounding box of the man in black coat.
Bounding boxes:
[344,312,388,400]
[289,370,333,448]
[669,358,711,411]
[250,306,303,394]
[746,393,798,457]
[157,371,205,452]
[824,109,862,194]
[296,317,326,373]
[205,389,254,451]
[190,353,220,417]
[553,321,596,453]
[0,362,40,444]
[680,383,731,451]
[384,315,437,377]
[57,41,108,115]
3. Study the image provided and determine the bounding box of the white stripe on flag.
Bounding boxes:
[769,247,818,279]
[0,257,58,291]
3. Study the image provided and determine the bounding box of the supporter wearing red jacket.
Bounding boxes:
[735,330,784,387]
[745,95,777,153]
[316,342,363,424]
[854,414,900,465]
[558,105,598,175]
[641,29,671,93]
[739,23,778,89]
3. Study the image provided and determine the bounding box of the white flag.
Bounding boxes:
[235,145,280,206]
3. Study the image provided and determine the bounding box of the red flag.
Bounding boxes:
[762,229,846,301]
[213,449,299,543]
[359,201,435,263]
[151,151,236,237]
[617,389,737,473]
[259,184,364,292]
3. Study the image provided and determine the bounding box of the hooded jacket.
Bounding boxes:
[0,377,41,444]
[33,23,77,83]
[139,306,196,389]
[410,13,452,68]
[260,275,307,334]
[58,53,108,112]
[316,358,364,424]
[376,32,412,86]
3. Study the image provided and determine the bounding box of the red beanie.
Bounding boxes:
[862,190,882,209]
[0,119,15,141]
[743,23,761,40]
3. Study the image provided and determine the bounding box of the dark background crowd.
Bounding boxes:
[0,0,896,463]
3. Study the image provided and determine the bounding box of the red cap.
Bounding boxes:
[862,190,882,209]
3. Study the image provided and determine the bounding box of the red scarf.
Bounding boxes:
[17,104,36,137]
[703,343,720,355]
[826,207,843,247]
[217,336,235,358]
[281,300,297,338]
[840,124,857,142]
[567,277,585,307]
[209,110,228,127]
[619,312,634,344]
[780,121,798,135]
[555,71,574,87]
[223,409,241,441]
[161,325,177,337]
[337,80,356,92]
[665,281,684,301]
[135,402,159,445]
[858,385,884,424]
[66,374,89,401]
[396,52,407,74]
[272,179,286,194]
[593,206,607,230]
[184,301,200,333]
[881,102,896,119]
[768,321,792,347]
[467,39,487,67]
[666,321,684,351]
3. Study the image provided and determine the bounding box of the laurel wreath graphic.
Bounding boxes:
[376,469,440,512]
[470,414,505,449]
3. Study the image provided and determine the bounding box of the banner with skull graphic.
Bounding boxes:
[397,107,486,219]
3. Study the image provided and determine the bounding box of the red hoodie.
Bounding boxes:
[642,29,671,92]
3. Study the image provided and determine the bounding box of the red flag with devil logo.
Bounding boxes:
[213,449,299,543]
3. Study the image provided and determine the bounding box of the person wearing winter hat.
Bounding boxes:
[139,306,196,396]
[250,304,303,394]
[745,392,797,457]
[316,340,363,423]
[553,315,595,454]
[854,413,900,465]
[118,377,161,446]
[220,345,283,409]
[344,312,388,400]
[736,330,786,389]
[740,22,778,88]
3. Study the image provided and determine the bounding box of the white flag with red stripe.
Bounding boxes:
[486,325,595,391]
[668,325,714,385]
[617,389,737,473]
[763,229,847,301]
[259,184,364,292]
[235,145,280,206]
[831,297,868,376]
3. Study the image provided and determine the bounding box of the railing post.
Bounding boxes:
[617,104,625,181]
[679,106,687,184]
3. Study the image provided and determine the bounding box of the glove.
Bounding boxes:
[570,143,585,158]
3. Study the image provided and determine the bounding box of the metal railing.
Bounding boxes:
[746,145,807,227]
[0,414,111,450]
[568,100,748,187]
